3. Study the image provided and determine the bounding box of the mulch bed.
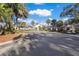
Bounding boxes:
[0,34,21,43]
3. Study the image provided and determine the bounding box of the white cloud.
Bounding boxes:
[29,9,52,17]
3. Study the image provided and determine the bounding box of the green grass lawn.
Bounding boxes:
[15,29,36,33]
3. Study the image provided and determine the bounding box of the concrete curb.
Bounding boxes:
[0,40,13,46]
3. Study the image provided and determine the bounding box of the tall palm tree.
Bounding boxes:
[6,4,28,31]
[60,3,79,23]
[8,3,28,22]
[0,3,28,34]
[60,4,79,33]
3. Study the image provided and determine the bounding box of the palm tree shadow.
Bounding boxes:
[2,33,79,56]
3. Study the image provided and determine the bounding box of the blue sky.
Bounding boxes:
[19,3,73,24]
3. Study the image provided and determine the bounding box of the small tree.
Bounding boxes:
[57,20,64,32]
[19,22,27,27]
[57,20,63,27]
[31,20,36,26]
[51,19,57,31]
[51,19,57,26]
[46,19,51,25]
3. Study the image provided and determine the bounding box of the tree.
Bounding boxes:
[60,3,79,24]
[51,19,57,26]
[46,19,51,25]
[7,3,28,22]
[0,4,14,34]
[51,19,57,31]
[0,3,28,35]
[56,20,64,32]
[31,20,36,26]
[57,20,63,27]
[60,4,79,33]
[19,22,27,27]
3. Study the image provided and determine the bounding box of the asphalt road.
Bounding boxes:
[1,32,79,56]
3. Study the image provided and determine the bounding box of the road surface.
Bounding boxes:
[0,32,79,56]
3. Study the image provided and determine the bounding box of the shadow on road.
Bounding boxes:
[1,32,79,56]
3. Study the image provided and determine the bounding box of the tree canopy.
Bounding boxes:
[60,3,79,24]
[0,3,28,34]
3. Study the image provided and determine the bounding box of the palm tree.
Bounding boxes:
[60,4,79,33]
[0,3,28,34]
[60,3,79,24]
[0,4,11,34]
[8,3,28,22]
[7,3,28,32]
